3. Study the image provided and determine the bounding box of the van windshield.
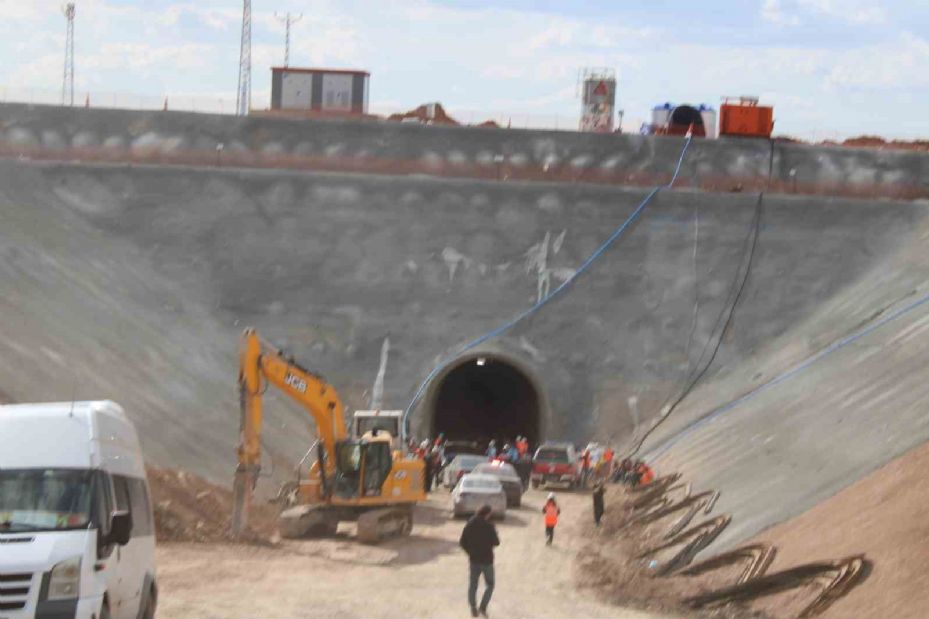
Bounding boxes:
[0,469,93,533]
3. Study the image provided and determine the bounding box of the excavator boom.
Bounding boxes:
[232,329,347,537]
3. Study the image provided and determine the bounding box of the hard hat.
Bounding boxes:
[547,492,556,501]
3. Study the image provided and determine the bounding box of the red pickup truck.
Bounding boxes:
[531,443,580,489]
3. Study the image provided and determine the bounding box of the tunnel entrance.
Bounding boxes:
[430,357,541,446]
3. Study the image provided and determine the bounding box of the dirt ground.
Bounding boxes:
[751,439,929,619]
[154,488,682,619]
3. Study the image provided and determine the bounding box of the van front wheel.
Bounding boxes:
[141,590,157,619]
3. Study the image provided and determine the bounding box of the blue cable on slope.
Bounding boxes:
[645,287,929,461]
[402,136,694,436]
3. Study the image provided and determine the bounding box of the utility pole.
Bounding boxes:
[274,12,302,68]
[61,3,75,106]
[235,0,252,116]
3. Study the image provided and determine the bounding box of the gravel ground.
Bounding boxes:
[155,488,683,619]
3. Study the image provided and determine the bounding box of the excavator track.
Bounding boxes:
[278,505,339,539]
[356,506,414,544]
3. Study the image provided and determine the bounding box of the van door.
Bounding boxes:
[111,476,141,619]
[90,471,121,616]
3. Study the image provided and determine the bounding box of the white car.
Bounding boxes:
[0,401,157,619]
[451,474,507,519]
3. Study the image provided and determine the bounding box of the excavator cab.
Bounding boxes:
[332,440,393,499]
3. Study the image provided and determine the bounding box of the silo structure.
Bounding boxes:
[699,104,718,139]
[579,68,616,133]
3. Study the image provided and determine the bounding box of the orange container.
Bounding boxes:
[720,103,774,138]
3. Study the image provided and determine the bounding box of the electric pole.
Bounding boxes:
[275,12,302,68]
[62,3,75,106]
[235,0,251,116]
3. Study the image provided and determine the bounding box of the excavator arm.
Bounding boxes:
[232,328,347,537]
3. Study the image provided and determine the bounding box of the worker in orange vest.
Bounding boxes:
[542,493,561,546]
[635,461,655,486]
[516,436,529,458]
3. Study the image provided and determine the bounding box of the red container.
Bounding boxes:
[720,101,774,138]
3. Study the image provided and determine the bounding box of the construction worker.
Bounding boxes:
[516,436,528,458]
[592,482,605,526]
[542,492,561,546]
[635,461,655,487]
[614,458,634,484]
[603,446,615,476]
[580,448,591,488]
[505,442,519,462]
[459,504,499,618]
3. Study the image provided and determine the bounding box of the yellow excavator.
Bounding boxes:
[231,328,425,543]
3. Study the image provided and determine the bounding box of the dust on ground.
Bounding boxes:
[155,487,683,619]
[748,439,929,619]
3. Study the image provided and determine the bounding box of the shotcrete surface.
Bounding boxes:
[1,118,928,555]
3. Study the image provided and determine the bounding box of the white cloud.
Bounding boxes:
[762,0,801,25]
[825,32,929,89]
[762,0,887,25]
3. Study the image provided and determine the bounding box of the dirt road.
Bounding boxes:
[156,488,678,619]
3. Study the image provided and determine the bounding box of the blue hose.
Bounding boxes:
[402,136,694,436]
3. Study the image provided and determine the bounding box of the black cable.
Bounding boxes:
[629,192,764,456]
[626,139,777,458]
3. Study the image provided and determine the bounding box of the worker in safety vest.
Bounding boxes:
[635,461,655,487]
[516,436,529,458]
[542,493,561,546]
[603,447,614,472]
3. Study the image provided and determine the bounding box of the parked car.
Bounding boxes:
[531,442,580,489]
[472,462,524,507]
[0,401,157,619]
[451,474,507,519]
[441,440,484,466]
[442,454,488,489]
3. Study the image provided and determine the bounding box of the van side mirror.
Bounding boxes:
[108,511,132,546]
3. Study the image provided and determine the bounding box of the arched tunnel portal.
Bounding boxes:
[427,355,543,446]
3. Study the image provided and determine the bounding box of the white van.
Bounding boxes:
[0,401,157,619]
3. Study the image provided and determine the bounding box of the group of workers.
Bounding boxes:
[485,436,530,461]
[612,457,655,487]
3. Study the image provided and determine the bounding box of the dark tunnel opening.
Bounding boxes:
[430,357,540,446]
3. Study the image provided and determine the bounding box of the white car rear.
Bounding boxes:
[0,401,156,619]
[451,474,507,519]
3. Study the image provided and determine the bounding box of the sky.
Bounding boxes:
[1,0,927,138]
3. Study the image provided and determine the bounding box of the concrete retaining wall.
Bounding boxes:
[2,103,927,200]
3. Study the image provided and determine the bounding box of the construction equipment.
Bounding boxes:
[352,409,404,451]
[231,328,425,543]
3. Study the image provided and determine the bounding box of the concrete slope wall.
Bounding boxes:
[3,153,928,539]
[640,199,929,551]
[2,103,928,200]
[0,163,323,481]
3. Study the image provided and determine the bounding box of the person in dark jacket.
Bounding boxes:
[592,482,605,526]
[459,504,500,617]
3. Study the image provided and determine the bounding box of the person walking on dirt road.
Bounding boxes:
[592,482,605,526]
[542,493,561,546]
[459,504,500,617]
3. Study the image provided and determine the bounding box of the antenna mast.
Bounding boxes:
[62,3,76,107]
[275,12,302,68]
[235,0,252,116]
